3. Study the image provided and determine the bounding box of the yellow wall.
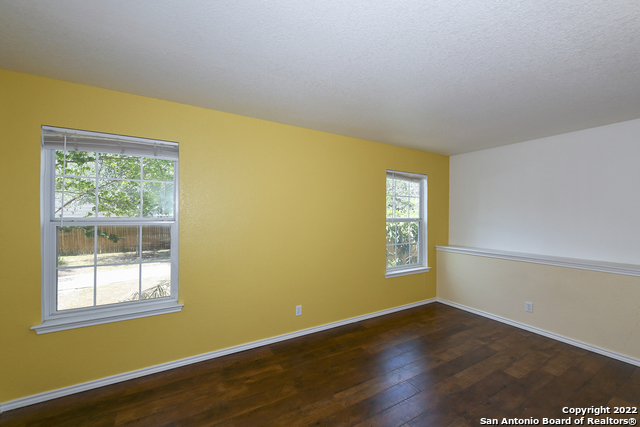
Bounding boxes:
[437,251,640,361]
[0,68,449,403]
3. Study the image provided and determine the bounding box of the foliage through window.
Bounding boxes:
[36,126,181,333]
[386,171,427,275]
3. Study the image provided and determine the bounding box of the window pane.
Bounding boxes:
[97,179,141,217]
[395,244,411,266]
[142,225,171,261]
[386,222,397,245]
[386,195,394,218]
[141,262,171,299]
[396,180,409,196]
[55,177,96,218]
[58,226,94,267]
[408,197,420,218]
[56,150,96,177]
[96,264,140,305]
[55,150,65,176]
[394,197,409,218]
[412,222,420,243]
[57,266,94,310]
[410,244,419,264]
[409,182,420,197]
[143,158,174,181]
[386,178,394,196]
[386,245,396,267]
[143,182,174,218]
[96,226,139,264]
[397,222,417,244]
[98,153,141,179]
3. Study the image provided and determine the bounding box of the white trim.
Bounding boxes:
[436,245,640,277]
[385,266,432,278]
[436,298,640,368]
[31,301,184,334]
[2,298,436,413]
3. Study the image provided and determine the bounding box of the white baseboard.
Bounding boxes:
[437,298,640,368]
[0,298,436,414]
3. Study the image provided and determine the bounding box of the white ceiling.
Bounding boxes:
[1,1,639,155]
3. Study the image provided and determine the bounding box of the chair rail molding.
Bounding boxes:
[436,245,640,277]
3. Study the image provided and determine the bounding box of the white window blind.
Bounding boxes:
[42,126,178,161]
[386,170,422,183]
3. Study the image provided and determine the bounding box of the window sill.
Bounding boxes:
[31,300,184,334]
[385,266,431,278]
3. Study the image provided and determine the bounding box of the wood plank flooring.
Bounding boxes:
[2,303,639,426]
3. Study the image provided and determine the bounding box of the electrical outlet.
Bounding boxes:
[525,302,533,313]
[296,305,302,316]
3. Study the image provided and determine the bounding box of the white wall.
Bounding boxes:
[449,118,640,265]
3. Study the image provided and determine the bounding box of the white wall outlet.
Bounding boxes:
[525,302,533,313]
[296,305,302,316]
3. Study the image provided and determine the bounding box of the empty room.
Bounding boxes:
[1,1,639,426]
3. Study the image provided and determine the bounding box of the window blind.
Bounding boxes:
[42,126,178,161]
[386,170,423,183]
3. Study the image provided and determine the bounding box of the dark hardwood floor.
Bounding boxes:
[2,303,639,426]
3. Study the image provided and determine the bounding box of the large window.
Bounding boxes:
[33,126,182,334]
[386,170,430,278]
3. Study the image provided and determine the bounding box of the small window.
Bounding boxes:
[33,126,182,334]
[385,170,430,278]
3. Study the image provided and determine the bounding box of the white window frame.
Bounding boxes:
[32,126,183,334]
[385,170,431,278]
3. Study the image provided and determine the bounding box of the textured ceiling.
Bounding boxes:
[1,0,639,155]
